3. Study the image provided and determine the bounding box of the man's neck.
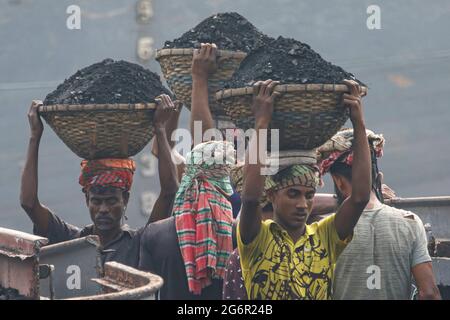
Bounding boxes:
[274,217,306,243]
[94,227,122,247]
[287,226,306,244]
[365,191,382,210]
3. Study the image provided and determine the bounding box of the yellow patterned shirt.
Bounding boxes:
[237,214,350,300]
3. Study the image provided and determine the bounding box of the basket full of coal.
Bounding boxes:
[40,59,171,160]
[216,36,367,151]
[156,12,271,119]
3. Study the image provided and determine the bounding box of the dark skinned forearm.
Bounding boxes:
[412,262,441,300]
[20,137,39,210]
[20,136,50,234]
[240,79,279,244]
[335,118,371,239]
[190,77,214,144]
[350,120,371,204]
[239,124,266,244]
[151,107,181,156]
[147,126,179,224]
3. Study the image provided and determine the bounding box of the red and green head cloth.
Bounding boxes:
[172,140,235,295]
[79,158,136,192]
[318,128,385,176]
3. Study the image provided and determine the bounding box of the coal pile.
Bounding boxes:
[44,59,171,105]
[227,36,365,88]
[163,12,272,53]
[0,286,26,300]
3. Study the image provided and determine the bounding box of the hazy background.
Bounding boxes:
[1,0,449,232]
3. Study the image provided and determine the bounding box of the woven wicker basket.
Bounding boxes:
[216,84,368,150]
[38,103,156,159]
[155,48,247,119]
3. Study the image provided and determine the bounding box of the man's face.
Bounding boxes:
[270,185,315,230]
[86,187,127,232]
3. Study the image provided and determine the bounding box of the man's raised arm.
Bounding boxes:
[190,43,217,146]
[239,80,280,244]
[334,80,371,240]
[151,101,182,154]
[150,102,186,184]
[20,100,51,235]
[147,95,180,224]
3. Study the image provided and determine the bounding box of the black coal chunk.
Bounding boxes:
[227,36,365,88]
[44,59,172,105]
[164,12,272,53]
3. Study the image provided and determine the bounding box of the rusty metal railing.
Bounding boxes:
[0,228,163,300]
[68,262,163,300]
[0,227,48,299]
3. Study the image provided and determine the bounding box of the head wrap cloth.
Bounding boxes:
[172,141,235,295]
[318,128,385,175]
[79,159,136,192]
[265,164,320,191]
[230,163,320,209]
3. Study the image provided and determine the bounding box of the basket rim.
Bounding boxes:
[215,84,368,100]
[155,48,247,60]
[38,103,157,113]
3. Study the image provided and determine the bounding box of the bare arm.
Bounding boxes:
[334,80,371,240]
[20,100,51,235]
[412,262,441,300]
[240,80,280,244]
[151,102,186,183]
[147,95,180,224]
[190,43,217,146]
[151,102,182,155]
